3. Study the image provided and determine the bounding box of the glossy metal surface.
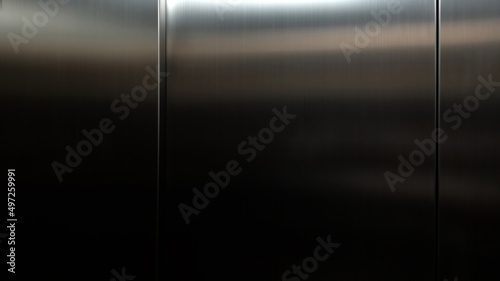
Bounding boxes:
[1,1,158,280]
[440,1,500,280]
[165,1,436,280]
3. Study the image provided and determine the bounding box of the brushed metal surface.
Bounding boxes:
[164,1,436,280]
[1,1,158,280]
[440,1,500,280]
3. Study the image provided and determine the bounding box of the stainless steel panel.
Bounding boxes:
[440,1,500,280]
[164,1,436,280]
[1,1,158,280]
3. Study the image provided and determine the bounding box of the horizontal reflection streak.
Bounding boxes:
[0,2,156,60]
[171,22,435,58]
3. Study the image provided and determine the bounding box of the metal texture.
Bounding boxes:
[2,1,158,280]
[440,1,500,280]
[164,1,436,280]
